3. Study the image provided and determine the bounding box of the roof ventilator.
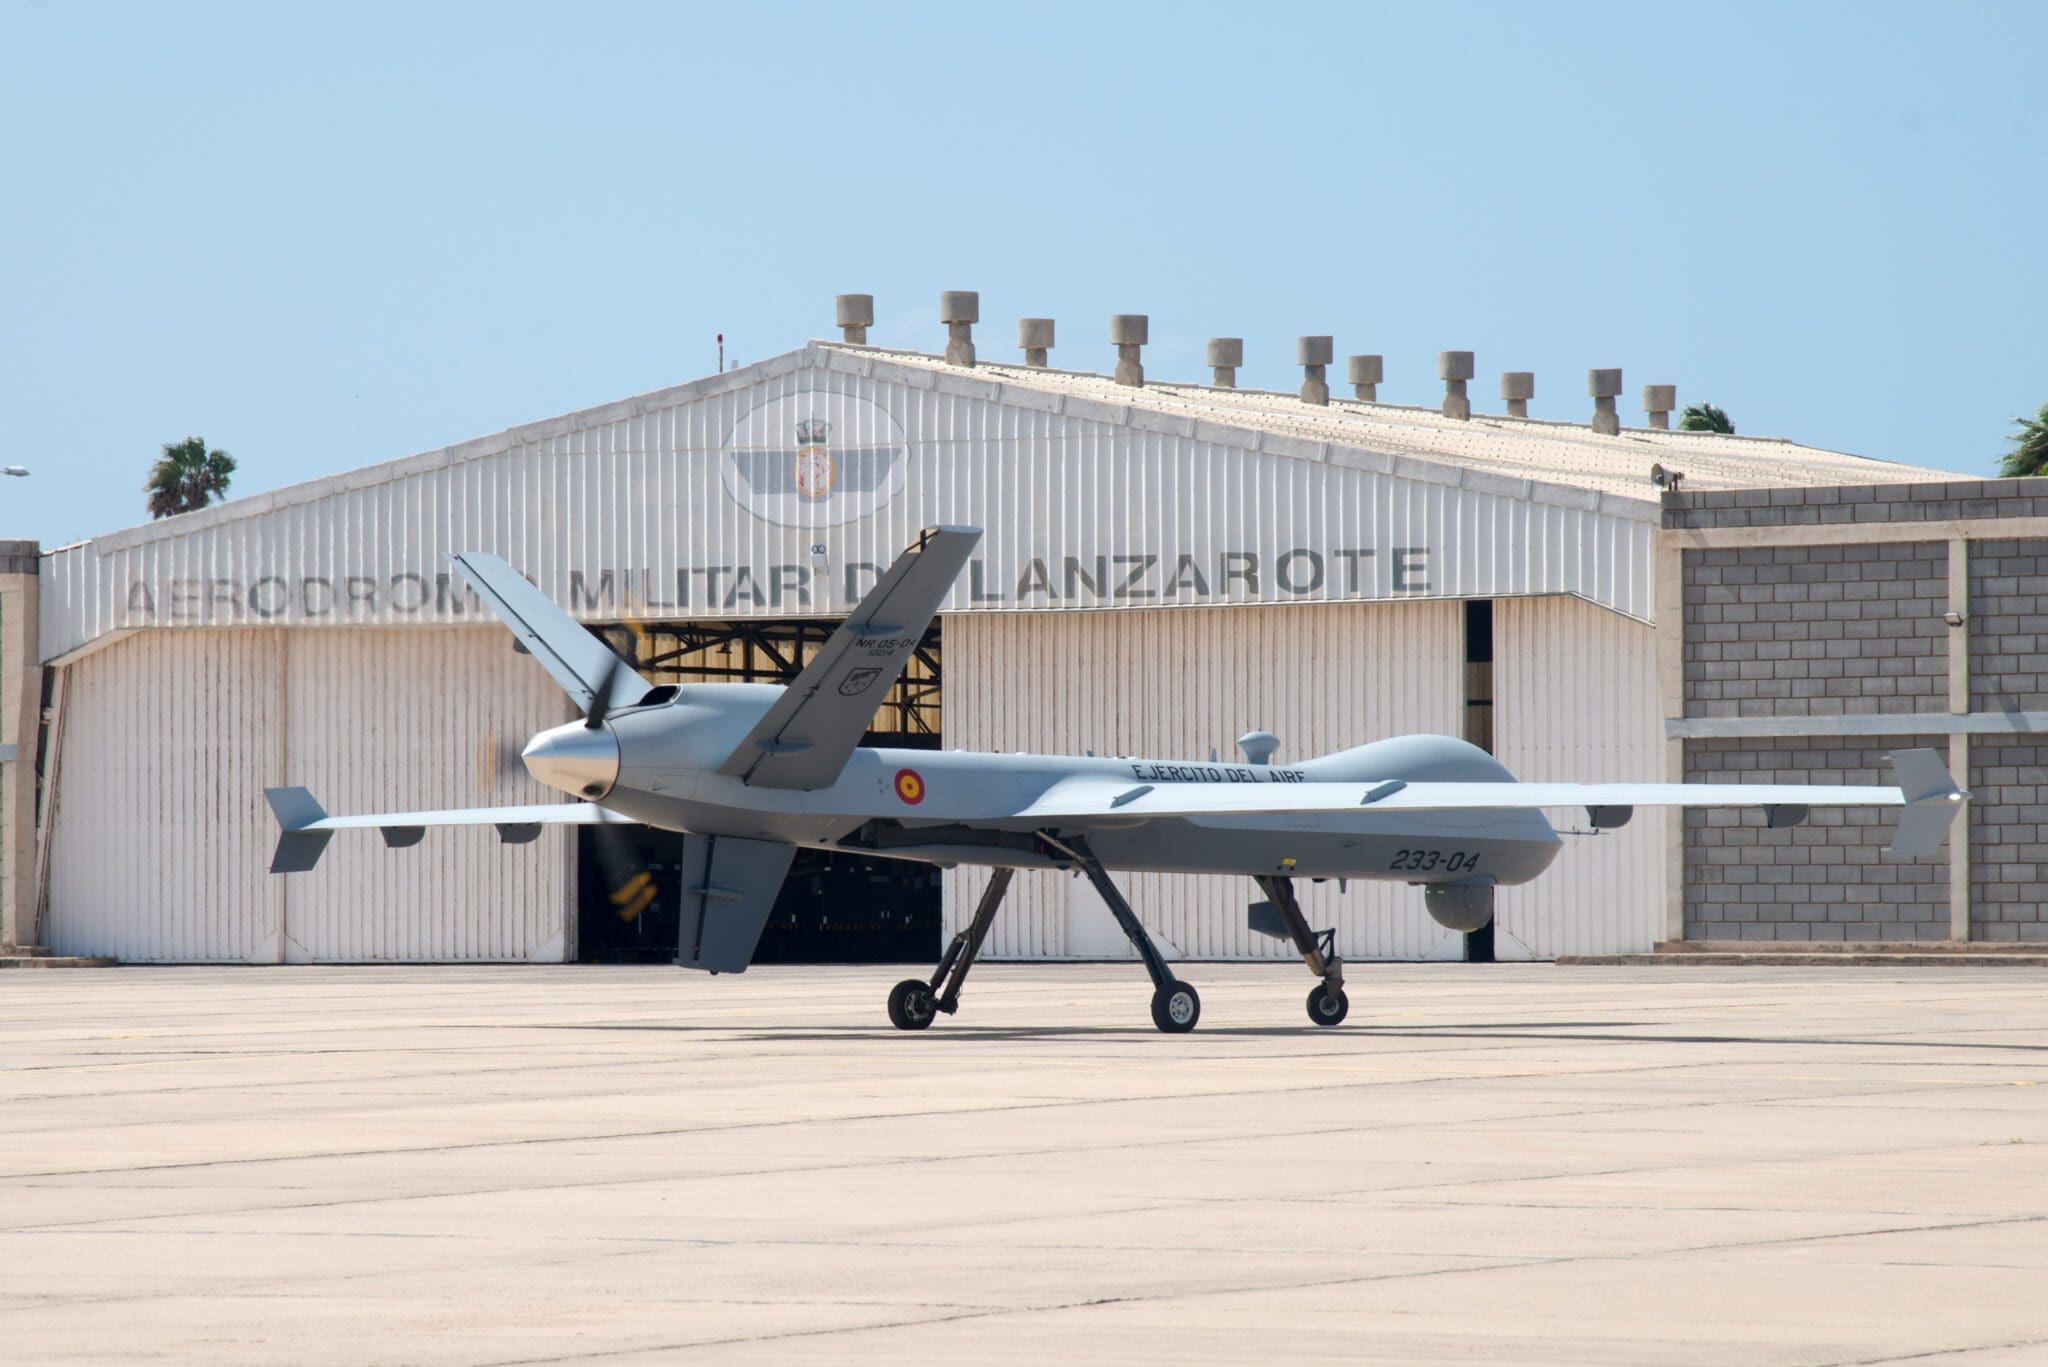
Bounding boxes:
[940,291,978,367]
[1111,314,1148,387]
[1589,368,1623,435]
[1501,371,1534,418]
[1643,384,1677,430]
[1440,351,1474,420]
[1017,317,1054,368]
[1297,336,1333,405]
[1347,354,1382,401]
[834,293,873,344]
[1208,337,1243,388]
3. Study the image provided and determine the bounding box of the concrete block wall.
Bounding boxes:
[1968,538,2048,712]
[1665,478,2048,530]
[1683,736,1950,941]
[1969,739,2048,941]
[1963,536,2048,939]
[1669,476,2047,944]
[1682,543,1947,718]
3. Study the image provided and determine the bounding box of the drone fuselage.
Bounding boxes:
[522,684,1564,887]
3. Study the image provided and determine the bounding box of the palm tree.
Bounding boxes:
[1678,402,1735,434]
[145,436,236,519]
[1998,403,2048,478]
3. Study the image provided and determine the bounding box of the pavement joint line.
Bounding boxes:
[4,1113,2023,1247]
[14,1013,2047,1088]
[1818,1333,2048,1366]
[8,968,2044,1361]
[0,1062,1974,1190]
[5,1049,2033,1180]
[465,1211,2048,1363]
[0,1057,1839,1182]
[17,1031,2042,1127]
[4,1057,2031,1147]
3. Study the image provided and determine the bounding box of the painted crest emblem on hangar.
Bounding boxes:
[721,393,908,528]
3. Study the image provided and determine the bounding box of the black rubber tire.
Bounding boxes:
[1150,979,1201,1034]
[1306,984,1350,1027]
[887,979,937,1031]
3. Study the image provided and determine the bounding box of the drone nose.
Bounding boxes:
[522,722,620,798]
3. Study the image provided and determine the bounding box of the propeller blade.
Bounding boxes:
[585,653,622,730]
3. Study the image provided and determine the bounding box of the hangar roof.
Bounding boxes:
[834,344,1952,503]
[38,340,1961,661]
[58,340,1951,562]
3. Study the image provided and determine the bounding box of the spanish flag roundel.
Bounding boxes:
[894,768,926,805]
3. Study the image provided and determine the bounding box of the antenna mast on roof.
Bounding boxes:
[717,334,724,373]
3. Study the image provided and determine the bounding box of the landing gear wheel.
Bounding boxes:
[887,979,937,1031]
[1150,979,1201,1034]
[1306,984,1350,1027]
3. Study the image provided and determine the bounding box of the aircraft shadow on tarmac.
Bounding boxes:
[488,1022,2048,1051]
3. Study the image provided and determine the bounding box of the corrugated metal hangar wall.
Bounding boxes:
[46,602,1666,964]
[1491,596,1665,959]
[944,602,1468,962]
[35,343,1670,963]
[48,628,571,962]
[944,597,1665,963]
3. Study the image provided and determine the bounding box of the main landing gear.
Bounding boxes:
[1252,874,1349,1027]
[885,836,1203,1034]
[1052,833,1202,1034]
[885,846,1352,1034]
[888,867,1014,1032]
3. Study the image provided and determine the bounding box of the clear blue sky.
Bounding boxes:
[6,1,2044,544]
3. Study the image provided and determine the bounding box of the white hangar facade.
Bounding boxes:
[13,327,1955,965]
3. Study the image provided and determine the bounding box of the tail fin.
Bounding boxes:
[449,552,650,713]
[1886,748,1969,858]
[265,786,334,873]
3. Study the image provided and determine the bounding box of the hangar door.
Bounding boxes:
[942,601,1467,961]
[574,617,942,964]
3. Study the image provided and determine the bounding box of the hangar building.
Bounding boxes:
[3,297,2032,966]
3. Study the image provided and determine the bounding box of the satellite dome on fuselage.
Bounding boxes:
[1300,734,1517,784]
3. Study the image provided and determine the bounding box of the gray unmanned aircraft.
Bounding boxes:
[267,526,1968,1033]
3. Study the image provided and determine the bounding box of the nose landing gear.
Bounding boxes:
[1305,983,1349,1026]
[1253,874,1350,1027]
[1151,979,1201,1033]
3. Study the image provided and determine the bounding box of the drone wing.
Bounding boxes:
[264,786,635,873]
[717,526,979,790]
[1017,749,1967,858]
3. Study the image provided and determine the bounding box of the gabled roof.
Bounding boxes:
[55,341,1948,560]
[836,344,1953,504]
[37,341,1957,660]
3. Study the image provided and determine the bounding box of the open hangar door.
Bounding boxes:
[573,617,942,965]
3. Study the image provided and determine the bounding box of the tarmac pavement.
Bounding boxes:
[3,962,2046,1364]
